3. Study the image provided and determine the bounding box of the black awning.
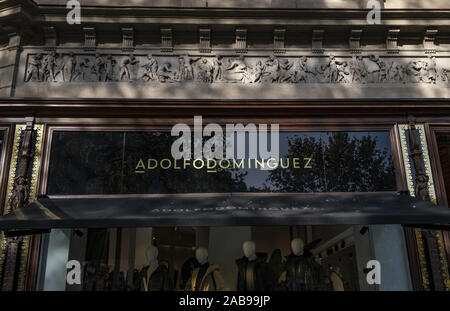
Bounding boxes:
[1,192,450,230]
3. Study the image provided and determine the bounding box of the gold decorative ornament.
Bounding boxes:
[416,124,450,290]
[0,124,44,290]
[398,123,430,290]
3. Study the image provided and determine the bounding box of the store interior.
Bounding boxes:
[59,225,380,291]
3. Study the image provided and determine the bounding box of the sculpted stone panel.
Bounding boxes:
[23,52,447,85]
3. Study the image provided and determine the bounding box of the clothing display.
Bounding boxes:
[236,254,276,291]
[138,262,173,291]
[180,257,200,290]
[330,269,345,291]
[282,253,327,291]
[186,263,226,291]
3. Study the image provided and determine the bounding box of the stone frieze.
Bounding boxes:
[23,52,449,85]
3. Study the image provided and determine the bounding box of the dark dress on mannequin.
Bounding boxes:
[236,253,275,291]
[139,262,173,291]
[195,263,210,290]
[283,251,324,291]
[181,257,200,290]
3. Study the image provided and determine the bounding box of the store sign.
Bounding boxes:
[133,116,306,173]
[135,157,313,174]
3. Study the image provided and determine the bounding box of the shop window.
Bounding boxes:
[0,129,4,176]
[38,130,412,291]
[436,133,450,206]
[46,131,396,195]
[59,224,411,291]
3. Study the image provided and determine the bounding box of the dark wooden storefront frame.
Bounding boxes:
[0,125,12,216]
[425,125,450,274]
[0,98,449,290]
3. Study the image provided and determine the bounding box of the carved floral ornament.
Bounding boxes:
[23,52,450,85]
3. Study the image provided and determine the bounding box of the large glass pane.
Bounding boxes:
[47,131,124,195]
[436,132,450,206]
[0,130,5,177]
[54,224,411,291]
[47,131,396,195]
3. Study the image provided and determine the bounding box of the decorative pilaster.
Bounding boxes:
[0,121,44,291]
[398,123,450,291]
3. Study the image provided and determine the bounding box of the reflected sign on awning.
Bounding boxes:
[1,192,450,230]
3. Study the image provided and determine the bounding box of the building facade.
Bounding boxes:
[0,0,450,291]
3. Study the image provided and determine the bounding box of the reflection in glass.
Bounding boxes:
[47,131,396,195]
[0,130,4,177]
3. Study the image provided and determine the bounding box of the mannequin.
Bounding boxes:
[282,238,325,291]
[329,266,345,291]
[186,248,225,291]
[236,241,275,291]
[146,246,159,279]
[138,246,173,291]
[291,238,304,256]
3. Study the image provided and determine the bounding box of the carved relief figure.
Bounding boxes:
[63,53,77,82]
[120,54,139,81]
[141,54,159,82]
[315,55,345,84]
[71,57,92,81]
[196,58,214,83]
[376,57,388,82]
[264,57,292,83]
[365,55,381,83]
[157,62,176,83]
[25,53,43,82]
[387,60,405,83]
[277,58,294,83]
[424,56,437,84]
[337,61,351,83]
[291,56,309,83]
[406,60,426,83]
[225,55,252,83]
[263,56,279,82]
[326,55,344,83]
[11,176,29,211]
[104,55,116,82]
[93,54,105,81]
[349,56,366,83]
[42,52,58,82]
[250,60,266,83]
[177,55,197,82]
[212,55,223,82]
[415,174,430,201]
